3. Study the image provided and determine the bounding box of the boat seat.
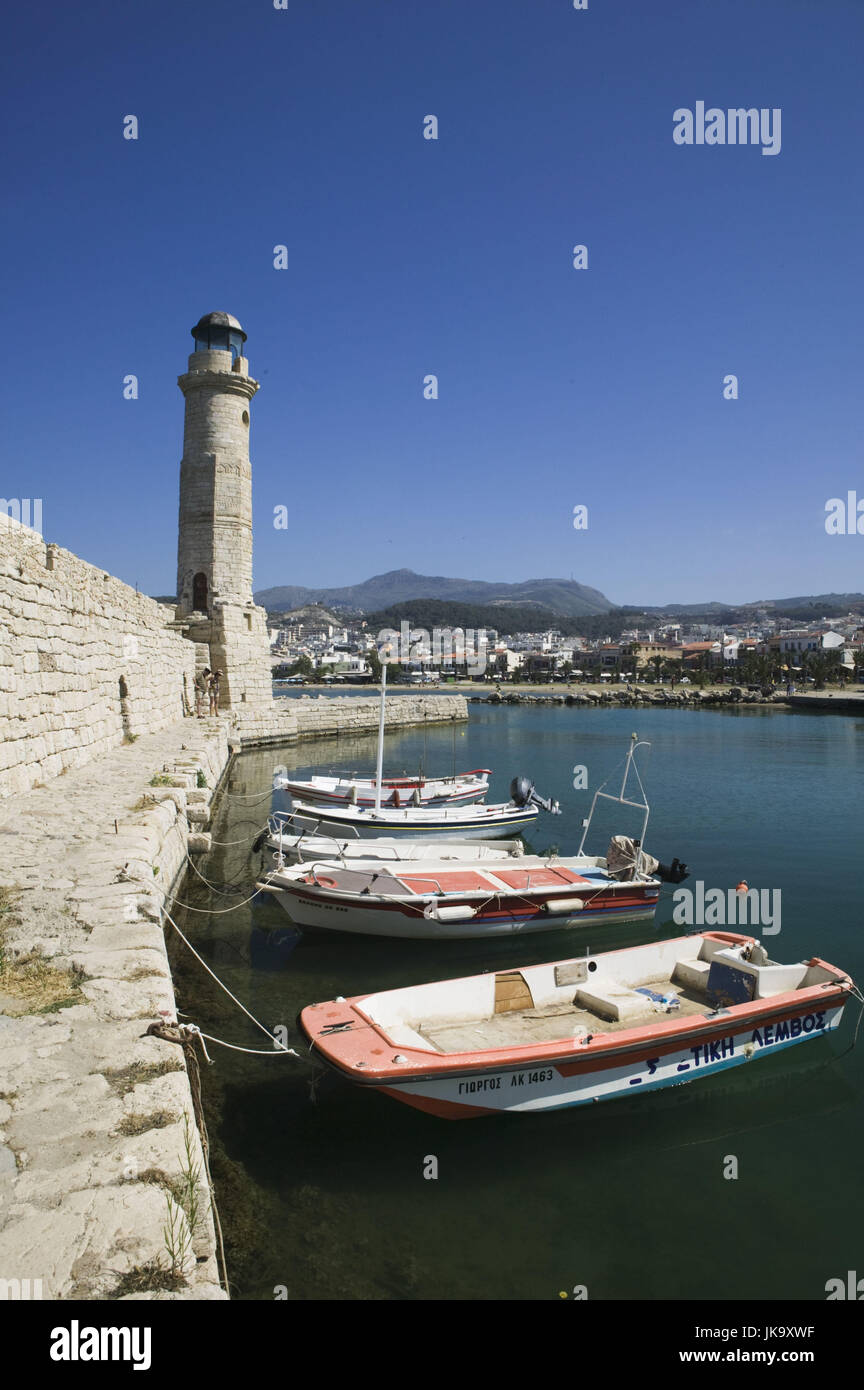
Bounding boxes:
[672,959,712,993]
[388,1023,440,1051]
[575,983,649,1023]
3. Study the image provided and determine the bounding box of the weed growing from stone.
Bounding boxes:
[117,1108,177,1137]
[110,1260,186,1296]
[104,1059,184,1096]
[0,891,84,1012]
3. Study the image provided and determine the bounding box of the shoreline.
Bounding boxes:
[275,681,864,712]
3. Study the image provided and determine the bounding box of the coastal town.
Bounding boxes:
[269,601,864,688]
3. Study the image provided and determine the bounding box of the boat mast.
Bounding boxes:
[374,660,387,813]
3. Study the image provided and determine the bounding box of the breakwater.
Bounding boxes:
[471,687,784,708]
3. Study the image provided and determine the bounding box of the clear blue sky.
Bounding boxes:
[2,0,862,607]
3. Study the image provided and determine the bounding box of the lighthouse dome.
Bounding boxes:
[191,312,247,358]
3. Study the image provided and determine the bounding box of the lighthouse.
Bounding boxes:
[176,312,272,708]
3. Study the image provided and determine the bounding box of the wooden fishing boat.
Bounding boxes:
[299,932,856,1118]
[259,846,664,938]
[273,768,491,808]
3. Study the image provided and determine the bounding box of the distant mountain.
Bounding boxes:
[640,593,864,617]
[255,569,616,618]
[254,570,864,623]
[764,593,864,611]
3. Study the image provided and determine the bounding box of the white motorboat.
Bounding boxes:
[273,768,490,808]
[281,792,550,841]
[256,816,526,866]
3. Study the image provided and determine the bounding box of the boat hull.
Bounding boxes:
[265,834,526,867]
[376,1004,846,1117]
[299,932,854,1117]
[276,771,490,808]
[264,880,660,939]
[286,804,540,840]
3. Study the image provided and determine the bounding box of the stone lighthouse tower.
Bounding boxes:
[176,312,272,708]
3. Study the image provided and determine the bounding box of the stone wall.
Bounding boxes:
[228,692,468,748]
[0,518,197,800]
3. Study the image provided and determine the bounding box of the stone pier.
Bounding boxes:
[0,694,466,1299]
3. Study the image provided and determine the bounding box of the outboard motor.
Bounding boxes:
[655,856,689,884]
[509,776,561,815]
[607,836,688,883]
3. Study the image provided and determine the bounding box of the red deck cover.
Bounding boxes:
[493,866,590,889]
[398,871,497,893]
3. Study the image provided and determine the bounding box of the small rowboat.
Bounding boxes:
[273,769,491,808]
[300,932,855,1118]
[258,844,665,939]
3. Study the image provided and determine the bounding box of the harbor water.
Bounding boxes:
[170,704,864,1300]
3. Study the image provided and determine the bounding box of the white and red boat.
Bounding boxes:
[273,768,490,808]
[300,932,856,1118]
[275,663,489,811]
[259,844,664,938]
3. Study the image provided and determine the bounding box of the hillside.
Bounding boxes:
[255,569,616,617]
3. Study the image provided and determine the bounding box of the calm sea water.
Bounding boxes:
[170,705,864,1301]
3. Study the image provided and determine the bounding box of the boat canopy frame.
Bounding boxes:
[577,734,651,859]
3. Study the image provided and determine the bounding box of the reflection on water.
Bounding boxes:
[170,707,864,1301]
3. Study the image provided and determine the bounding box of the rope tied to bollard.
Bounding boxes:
[141,1015,227,1293]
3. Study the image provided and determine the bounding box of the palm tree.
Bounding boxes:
[800,649,831,690]
[366,646,383,683]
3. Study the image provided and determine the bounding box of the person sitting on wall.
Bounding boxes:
[195,667,211,718]
[208,669,222,715]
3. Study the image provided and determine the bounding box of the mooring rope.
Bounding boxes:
[160,902,296,1051]
[212,787,276,805]
[143,1019,230,1294]
[200,826,264,848]
[124,865,276,915]
[184,848,263,896]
